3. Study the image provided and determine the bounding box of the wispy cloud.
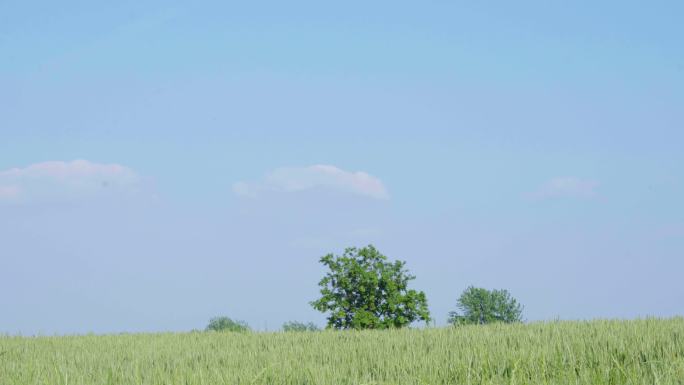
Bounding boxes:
[233,165,389,200]
[530,177,599,199]
[0,160,141,204]
[0,185,20,200]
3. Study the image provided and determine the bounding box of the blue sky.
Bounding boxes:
[1,0,683,334]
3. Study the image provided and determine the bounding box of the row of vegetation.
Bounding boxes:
[205,318,321,333]
[207,245,523,332]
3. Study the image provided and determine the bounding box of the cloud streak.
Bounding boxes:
[0,160,141,204]
[531,177,599,199]
[233,165,389,200]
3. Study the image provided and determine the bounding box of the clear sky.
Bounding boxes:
[1,0,683,334]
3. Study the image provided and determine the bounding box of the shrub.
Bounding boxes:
[205,317,250,332]
[282,321,320,332]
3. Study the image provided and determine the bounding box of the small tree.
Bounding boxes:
[282,321,320,332]
[310,245,431,330]
[205,316,250,332]
[448,286,523,325]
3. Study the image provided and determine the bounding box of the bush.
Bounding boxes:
[282,321,320,332]
[205,317,250,332]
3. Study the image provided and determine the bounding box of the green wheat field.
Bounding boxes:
[1,318,683,385]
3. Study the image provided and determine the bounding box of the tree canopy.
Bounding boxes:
[448,286,523,325]
[310,245,431,330]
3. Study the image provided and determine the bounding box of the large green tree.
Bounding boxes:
[311,245,431,330]
[448,286,523,325]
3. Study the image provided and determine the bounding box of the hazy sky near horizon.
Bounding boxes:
[2,1,683,334]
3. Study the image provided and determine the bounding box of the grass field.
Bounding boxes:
[1,318,683,385]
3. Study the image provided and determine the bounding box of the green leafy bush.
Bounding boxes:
[205,317,250,332]
[282,321,320,332]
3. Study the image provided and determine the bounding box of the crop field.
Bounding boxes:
[1,318,683,385]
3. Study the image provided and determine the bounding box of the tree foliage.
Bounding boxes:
[205,316,250,332]
[310,245,431,330]
[448,286,523,325]
[282,321,320,332]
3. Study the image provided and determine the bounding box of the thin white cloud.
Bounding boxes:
[233,165,389,200]
[0,160,140,204]
[531,176,599,199]
[0,185,20,200]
